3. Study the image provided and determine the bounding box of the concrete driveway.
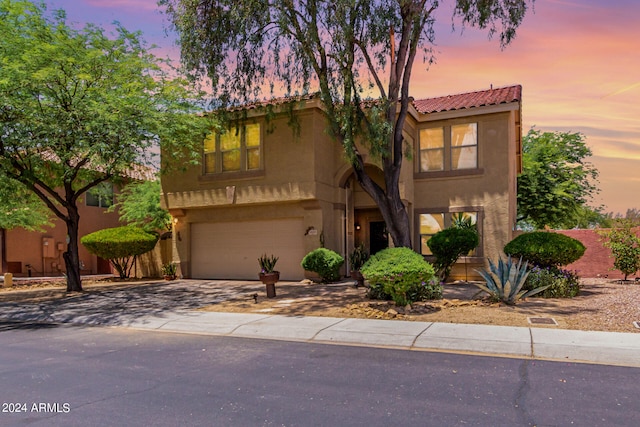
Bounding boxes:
[0,280,264,326]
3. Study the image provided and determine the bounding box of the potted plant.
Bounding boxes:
[258,254,279,298]
[349,243,369,287]
[161,262,177,280]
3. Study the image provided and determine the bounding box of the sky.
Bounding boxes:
[45,0,640,215]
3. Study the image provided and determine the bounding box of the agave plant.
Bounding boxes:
[258,254,279,273]
[474,256,549,305]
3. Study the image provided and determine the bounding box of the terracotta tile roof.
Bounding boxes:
[222,85,522,114]
[38,150,154,181]
[412,85,521,114]
[228,93,320,111]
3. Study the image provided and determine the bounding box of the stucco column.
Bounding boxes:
[172,216,190,278]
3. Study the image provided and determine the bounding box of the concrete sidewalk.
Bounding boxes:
[1,278,639,367]
[117,310,640,368]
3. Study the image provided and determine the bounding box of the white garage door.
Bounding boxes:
[191,219,305,280]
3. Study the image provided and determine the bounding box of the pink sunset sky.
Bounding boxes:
[47,0,640,215]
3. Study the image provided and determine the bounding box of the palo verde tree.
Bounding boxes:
[160,0,533,248]
[0,0,210,291]
[109,178,172,234]
[517,129,600,229]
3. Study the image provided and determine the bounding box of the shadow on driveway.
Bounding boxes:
[0,280,263,327]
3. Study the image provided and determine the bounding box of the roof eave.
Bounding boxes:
[413,100,521,122]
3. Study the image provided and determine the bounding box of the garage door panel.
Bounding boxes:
[191,219,305,280]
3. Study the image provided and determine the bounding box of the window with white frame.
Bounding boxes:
[418,210,481,256]
[418,123,478,172]
[418,128,444,172]
[451,123,477,170]
[204,123,261,174]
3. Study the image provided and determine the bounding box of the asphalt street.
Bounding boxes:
[1,323,638,427]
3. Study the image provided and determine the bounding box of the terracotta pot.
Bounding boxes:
[164,274,177,281]
[259,271,280,298]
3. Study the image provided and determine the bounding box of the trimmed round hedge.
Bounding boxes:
[301,248,344,283]
[360,247,440,306]
[427,227,479,280]
[81,225,159,260]
[504,232,585,268]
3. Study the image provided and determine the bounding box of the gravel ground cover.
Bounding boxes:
[1,276,638,333]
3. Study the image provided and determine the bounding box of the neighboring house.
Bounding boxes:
[1,182,120,277]
[161,85,522,281]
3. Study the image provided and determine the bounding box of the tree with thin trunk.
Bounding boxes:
[0,0,210,291]
[598,220,640,281]
[160,0,532,248]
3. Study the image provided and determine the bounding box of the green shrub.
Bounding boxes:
[360,247,440,306]
[427,227,479,281]
[81,226,159,278]
[162,262,177,277]
[598,221,640,280]
[366,282,392,301]
[524,266,581,298]
[301,248,344,283]
[474,256,548,305]
[504,232,585,268]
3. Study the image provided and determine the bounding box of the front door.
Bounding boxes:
[369,221,388,255]
[97,257,112,274]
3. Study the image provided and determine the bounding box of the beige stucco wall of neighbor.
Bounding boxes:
[4,195,122,277]
[133,238,172,278]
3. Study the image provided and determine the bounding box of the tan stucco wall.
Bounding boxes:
[162,110,326,206]
[411,110,518,278]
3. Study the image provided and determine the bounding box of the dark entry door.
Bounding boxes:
[369,221,389,255]
[97,257,112,274]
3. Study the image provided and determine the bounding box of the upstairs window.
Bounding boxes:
[204,123,262,174]
[451,123,477,170]
[419,128,444,172]
[418,123,478,173]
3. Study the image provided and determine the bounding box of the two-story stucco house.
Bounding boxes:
[161,85,522,281]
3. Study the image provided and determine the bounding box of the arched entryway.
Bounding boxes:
[339,165,389,272]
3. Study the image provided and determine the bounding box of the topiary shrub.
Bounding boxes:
[81,226,159,278]
[301,248,344,283]
[504,232,585,268]
[360,247,440,306]
[427,227,479,281]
